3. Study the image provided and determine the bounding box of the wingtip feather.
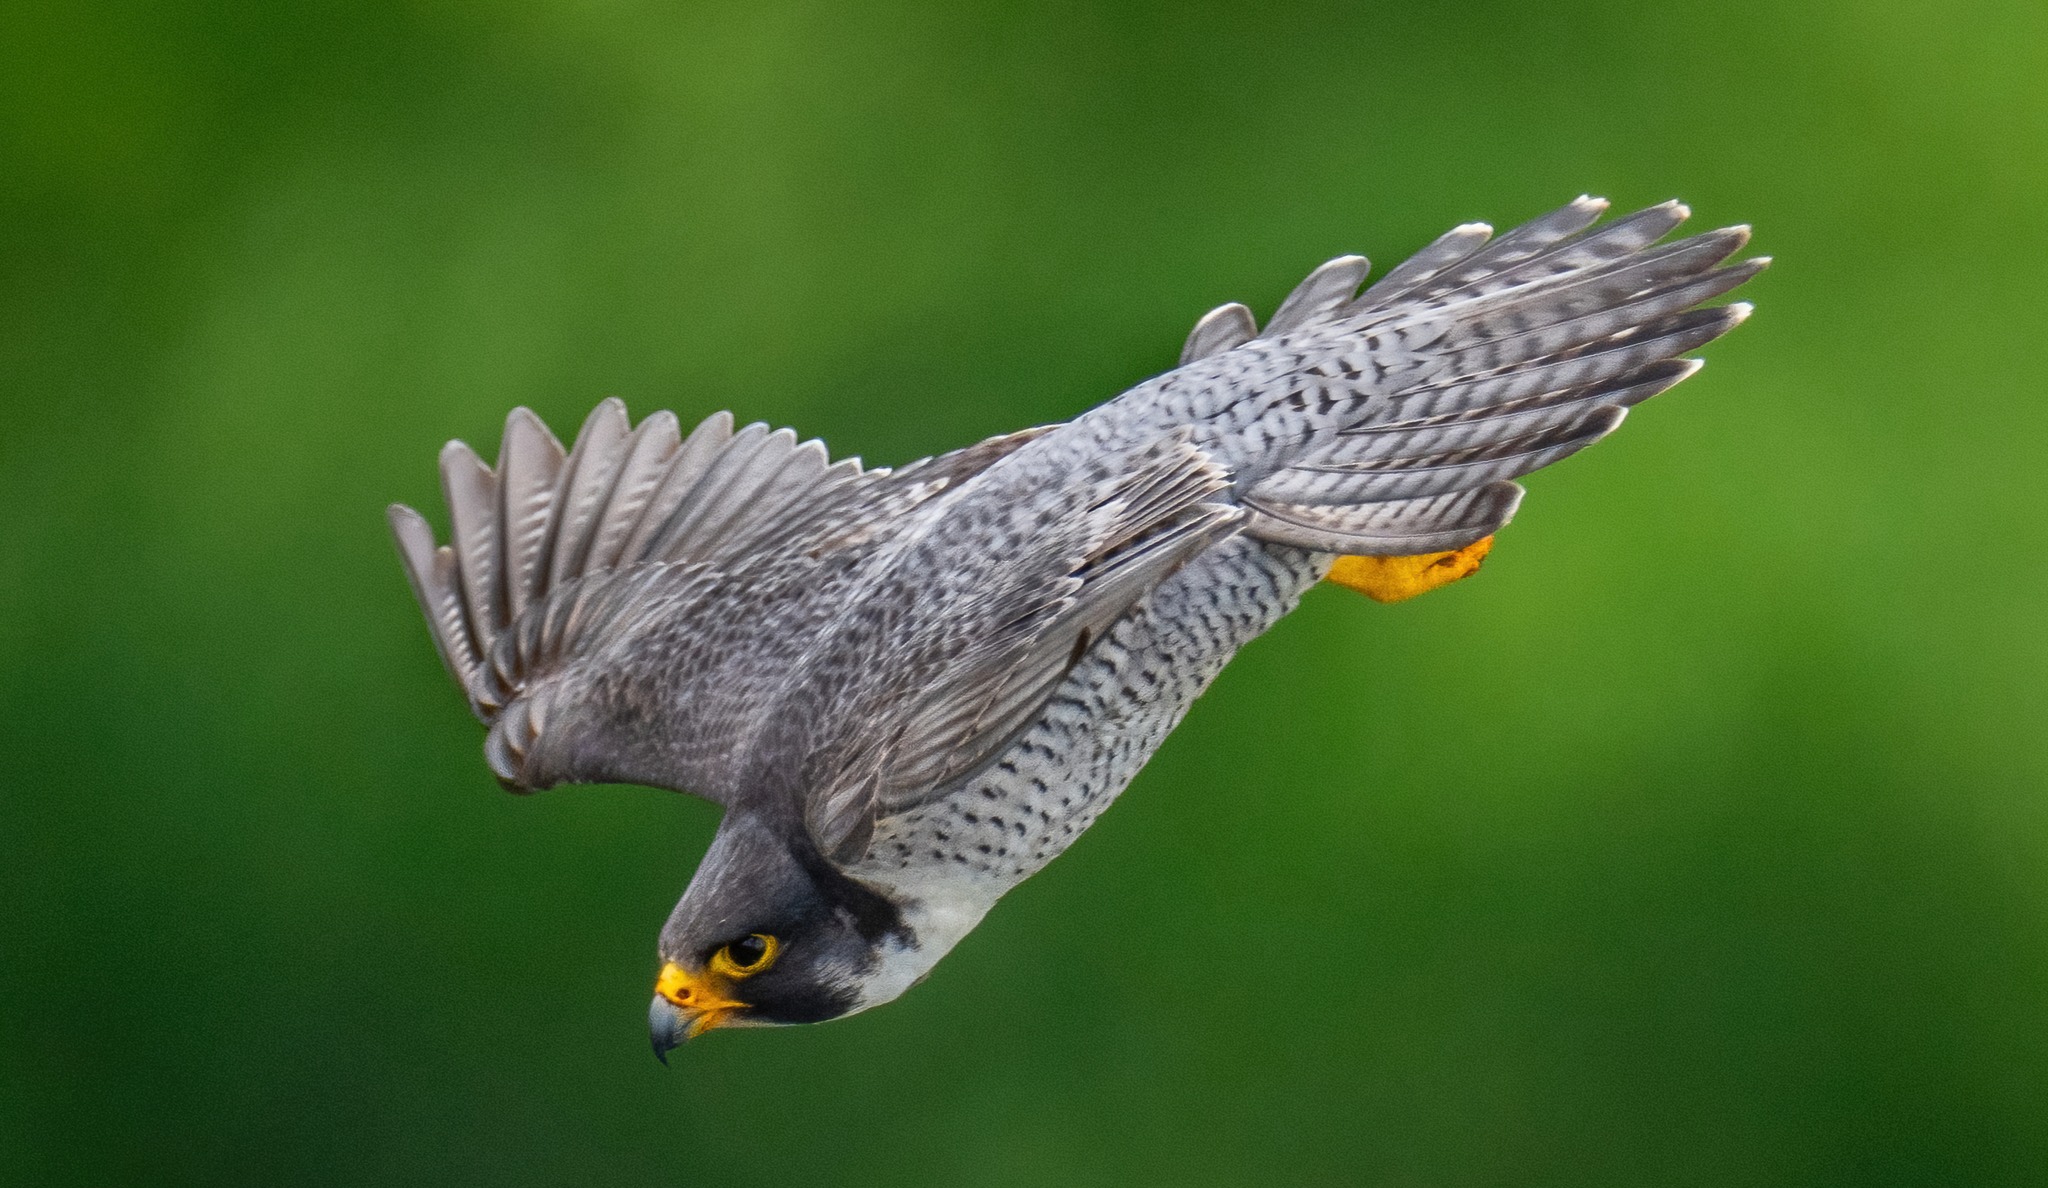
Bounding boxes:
[1179,301,1260,365]
[387,502,435,558]
[439,436,486,475]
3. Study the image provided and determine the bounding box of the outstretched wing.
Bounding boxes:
[1159,197,1765,554]
[388,399,1051,799]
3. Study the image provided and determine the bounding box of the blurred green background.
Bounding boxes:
[3,0,2043,1184]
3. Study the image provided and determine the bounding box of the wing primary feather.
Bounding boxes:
[584,410,682,573]
[636,421,778,562]
[1266,255,1371,336]
[691,435,831,561]
[1252,405,1626,506]
[1422,254,1764,378]
[1418,196,1609,282]
[439,438,504,644]
[495,408,566,626]
[1379,303,1751,422]
[621,411,738,563]
[1411,200,1693,310]
[1355,222,1496,306]
[1242,482,1525,554]
[546,398,632,587]
[387,503,486,700]
[1311,358,1702,469]
[1179,302,1259,365]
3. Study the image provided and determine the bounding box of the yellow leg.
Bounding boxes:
[1324,536,1495,604]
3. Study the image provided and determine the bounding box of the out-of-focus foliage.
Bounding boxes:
[3,1,2043,1184]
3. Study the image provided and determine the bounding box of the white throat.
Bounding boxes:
[848,891,995,1013]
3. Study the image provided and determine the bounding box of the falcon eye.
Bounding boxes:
[709,933,780,978]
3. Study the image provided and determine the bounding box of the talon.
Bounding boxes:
[1324,536,1494,603]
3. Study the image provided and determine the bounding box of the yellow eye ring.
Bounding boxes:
[708,933,780,979]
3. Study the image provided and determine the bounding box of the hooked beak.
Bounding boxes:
[648,962,749,1063]
[649,995,685,1064]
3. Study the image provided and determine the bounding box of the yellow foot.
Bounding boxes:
[1324,536,1495,604]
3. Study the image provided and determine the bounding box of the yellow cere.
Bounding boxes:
[1324,536,1495,604]
[655,961,749,1014]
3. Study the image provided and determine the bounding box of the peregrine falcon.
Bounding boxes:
[387,197,1763,1059]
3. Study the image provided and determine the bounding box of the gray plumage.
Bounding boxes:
[389,197,1763,1045]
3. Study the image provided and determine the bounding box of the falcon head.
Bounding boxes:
[646,813,921,1059]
